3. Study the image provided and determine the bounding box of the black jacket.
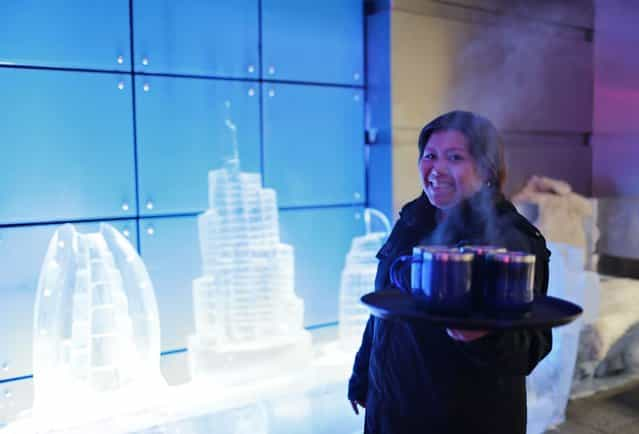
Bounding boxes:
[348,191,552,434]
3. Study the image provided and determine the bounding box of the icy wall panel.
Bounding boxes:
[135,77,261,216]
[365,8,393,219]
[0,221,137,381]
[133,0,258,77]
[279,206,365,327]
[0,68,136,224]
[368,144,394,223]
[0,0,129,70]
[138,216,200,352]
[261,0,363,85]
[262,83,365,208]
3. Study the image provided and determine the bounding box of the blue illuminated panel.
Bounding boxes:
[0,221,137,381]
[133,0,259,78]
[262,0,364,85]
[279,206,365,327]
[136,77,261,216]
[262,83,365,207]
[138,216,200,352]
[0,69,136,224]
[368,144,393,221]
[0,0,129,71]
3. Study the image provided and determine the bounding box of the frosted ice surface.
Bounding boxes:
[526,242,595,434]
[31,223,165,426]
[596,197,639,260]
[338,208,390,352]
[512,176,594,248]
[189,110,311,383]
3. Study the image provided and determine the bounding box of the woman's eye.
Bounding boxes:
[449,154,464,161]
[422,153,435,160]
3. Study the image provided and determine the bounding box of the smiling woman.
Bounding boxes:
[348,110,553,434]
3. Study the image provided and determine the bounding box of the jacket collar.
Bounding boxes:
[399,189,509,224]
[398,192,437,229]
[398,188,513,238]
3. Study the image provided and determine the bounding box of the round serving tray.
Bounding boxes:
[361,290,583,330]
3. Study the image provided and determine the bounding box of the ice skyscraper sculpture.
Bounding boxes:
[32,223,165,426]
[338,208,390,351]
[188,103,311,384]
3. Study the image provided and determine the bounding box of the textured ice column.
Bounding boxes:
[338,208,390,352]
[188,113,311,384]
[526,242,589,434]
[597,197,639,260]
[31,223,165,426]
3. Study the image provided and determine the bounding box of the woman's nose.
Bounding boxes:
[431,159,448,174]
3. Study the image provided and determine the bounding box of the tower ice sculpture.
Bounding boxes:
[32,223,165,427]
[188,104,311,384]
[338,208,390,352]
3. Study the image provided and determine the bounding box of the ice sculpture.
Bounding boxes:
[31,223,165,426]
[188,102,311,384]
[338,208,390,352]
[526,242,598,434]
[512,175,597,268]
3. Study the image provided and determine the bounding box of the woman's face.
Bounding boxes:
[419,130,484,210]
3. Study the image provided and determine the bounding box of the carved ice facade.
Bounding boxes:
[32,223,165,426]
[188,135,311,383]
[338,208,390,352]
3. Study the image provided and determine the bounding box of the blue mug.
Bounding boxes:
[459,245,507,312]
[483,251,536,317]
[390,246,474,315]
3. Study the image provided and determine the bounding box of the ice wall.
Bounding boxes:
[31,223,165,427]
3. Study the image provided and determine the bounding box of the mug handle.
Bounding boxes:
[389,255,413,293]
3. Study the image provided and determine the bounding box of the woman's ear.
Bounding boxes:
[478,165,495,189]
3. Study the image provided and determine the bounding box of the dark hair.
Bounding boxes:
[417,110,506,190]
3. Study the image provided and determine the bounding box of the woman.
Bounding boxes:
[348,111,552,434]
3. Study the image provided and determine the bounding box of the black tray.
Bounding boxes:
[361,290,583,330]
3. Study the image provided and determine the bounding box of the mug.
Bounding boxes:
[390,246,474,315]
[484,251,536,317]
[459,245,507,312]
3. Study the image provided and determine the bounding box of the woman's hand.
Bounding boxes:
[446,328,490,342]
[350,399,366,415]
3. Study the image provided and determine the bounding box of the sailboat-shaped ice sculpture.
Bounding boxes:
[338,208,390,352]
[188,103,312,384]
[31,223,165,427]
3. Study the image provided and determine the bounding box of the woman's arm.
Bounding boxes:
[451,328,552,376]
[348,315,374,402]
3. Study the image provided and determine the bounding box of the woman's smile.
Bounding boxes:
[426,176,456,199]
